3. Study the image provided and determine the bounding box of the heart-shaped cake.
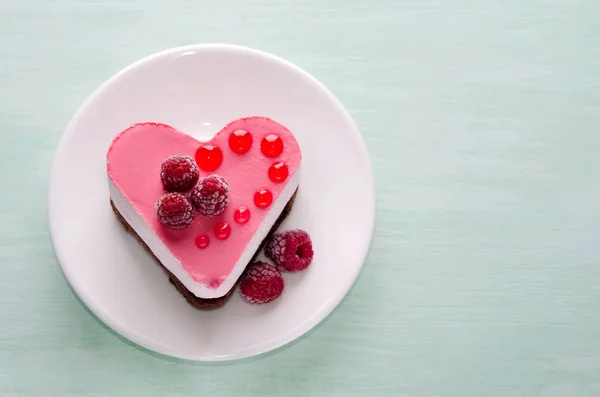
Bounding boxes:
[107,117,301,308]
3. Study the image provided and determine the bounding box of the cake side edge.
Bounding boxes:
[110,188,298,310]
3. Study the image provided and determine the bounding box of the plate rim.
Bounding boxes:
[47,43,376,361]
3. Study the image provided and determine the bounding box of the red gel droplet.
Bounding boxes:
[195,144,223,171]
[214,222,231,240]
[261,134,283,158]
[254,189,273,209]
[268,161,289,183]
[195,234,210,249]
[228,129,253,154]
[234,206,251,224]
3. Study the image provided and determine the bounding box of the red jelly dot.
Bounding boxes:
[268,161,289,183]
[254,189,273,209]
[234,206,251,224]
[214,222,231,240]
[195,234,210,249]
[195,144,223,171]
[228,129,253,154]
[261,134,283,158]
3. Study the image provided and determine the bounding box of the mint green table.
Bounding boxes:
[2,1,600,396]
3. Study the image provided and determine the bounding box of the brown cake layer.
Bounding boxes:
[110,189,297,310]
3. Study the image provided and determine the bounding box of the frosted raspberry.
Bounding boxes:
[155,193,194,229]
[265,229,314,272]
[190,174,231,218]
[239,261,284,304]
[160,154,199,192]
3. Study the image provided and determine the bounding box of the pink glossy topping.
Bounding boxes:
[261,134,283,158]
[106,118,301,289]
[195,144,223,171]
[195,234,210,249]
[229,129,253,154]
[234,206,251,224]
[254,189,273,209]
[268,161,288,183]
[214,222,231,240]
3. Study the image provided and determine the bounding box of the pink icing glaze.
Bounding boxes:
[107,117,301,287]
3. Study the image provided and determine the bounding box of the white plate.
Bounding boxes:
[48,44,375,361]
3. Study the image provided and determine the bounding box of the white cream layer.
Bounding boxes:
[109,173,299,299]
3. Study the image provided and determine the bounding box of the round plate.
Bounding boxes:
[48,44,375,361]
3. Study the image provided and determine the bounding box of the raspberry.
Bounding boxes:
[239,261,284,304]
[155,192,194,229]
[265,229,314,272]
[190,174,231,218]
[160,154,199,192]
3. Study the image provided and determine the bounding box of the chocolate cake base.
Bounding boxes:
[110,189,297,310]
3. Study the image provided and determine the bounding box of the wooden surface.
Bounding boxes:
[2,0,600,395]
